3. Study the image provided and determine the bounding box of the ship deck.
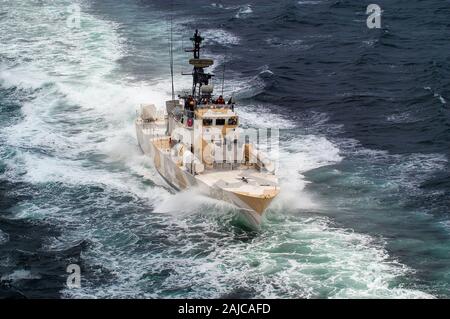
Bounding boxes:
[196,167,279,198]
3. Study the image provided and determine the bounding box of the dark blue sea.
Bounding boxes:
[0,0,449,298]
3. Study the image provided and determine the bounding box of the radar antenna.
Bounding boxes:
[185,30,214,100]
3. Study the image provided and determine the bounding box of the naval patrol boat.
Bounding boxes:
[135,30,279,227]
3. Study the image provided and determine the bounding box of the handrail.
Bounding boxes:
[195,103,234,110]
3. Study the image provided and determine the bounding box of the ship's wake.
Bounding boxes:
[0,0,434,298]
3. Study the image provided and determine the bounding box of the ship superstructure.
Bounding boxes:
[135,30,279,226]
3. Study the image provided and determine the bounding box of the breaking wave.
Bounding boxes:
[0,0,437,299]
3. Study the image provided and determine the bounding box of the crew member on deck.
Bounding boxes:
[187,95,196,112]
[185,95,191,108]
[216,95,225,104]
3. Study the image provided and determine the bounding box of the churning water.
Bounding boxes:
[0,0,449,298]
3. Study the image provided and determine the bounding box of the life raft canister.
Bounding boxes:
[187,118,194,127]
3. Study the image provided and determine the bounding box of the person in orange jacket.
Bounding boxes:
[215,95,225,104]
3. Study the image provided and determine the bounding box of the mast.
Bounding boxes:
[192,29,202,59]
[185,30,213,100]
[221,51,226,96]
[169,13,175,101]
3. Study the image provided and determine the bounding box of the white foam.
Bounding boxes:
[63,213,434,299]
[272,135,342,211]
[265,38,313,50]
[1,269,41,282]
[0,1,173,210]
[425,87,447,105]
[337,138,448,199]
[298,1,322,4]
[1,1,436,300]
[0,230,9,245]
[202,29,240,46]
[235,5,253,18]
[153,187,236,217]
[237,104,297,129]
[223,65,274,100]
[210,2,253,18]
[387,112,415,123]
[15,151,168,205]
[0,65,53,90]
[362,39,378,47]
[211,3,224,9]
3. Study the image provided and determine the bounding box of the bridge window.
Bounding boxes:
[215,118,225,125]
[228,117,238,125]
[203,118,213,126]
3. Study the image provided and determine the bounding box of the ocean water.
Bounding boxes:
[0,0,449,298]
